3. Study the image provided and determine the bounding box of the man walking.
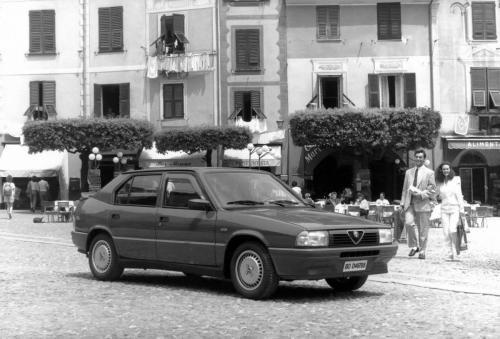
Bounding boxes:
[400,149,436,259]
[38,177,50,203]
[26,176,40,213]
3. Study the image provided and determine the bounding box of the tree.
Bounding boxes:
[290,107,442,153]
[22,118,155,192]
[154,126,253,166]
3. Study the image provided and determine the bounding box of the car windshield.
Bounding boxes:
[204,172,305,208]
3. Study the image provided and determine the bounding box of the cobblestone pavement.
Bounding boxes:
[0,211,499,338]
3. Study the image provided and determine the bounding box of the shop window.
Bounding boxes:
[29,10,55,55]
[377,2,401,40]
[234,28,261,72]
[98,6,123,53]
[316,6,340,40]
[94,83,130,118]
[163,83,184,119]
[24,81,57,120]
[154,14,189,56]
[229,90,266,122]
[472,2,497,40]
[368,73,415,108]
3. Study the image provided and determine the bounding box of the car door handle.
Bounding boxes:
[111,213,120,220]
[158,216,169,227]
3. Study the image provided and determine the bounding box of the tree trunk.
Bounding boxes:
[205,149,212,167]
[80,152,89,192]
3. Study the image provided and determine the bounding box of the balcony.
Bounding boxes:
[147,52,216,78]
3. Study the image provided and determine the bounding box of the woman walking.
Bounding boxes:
[3,175,16,219]
[435,162,464,260]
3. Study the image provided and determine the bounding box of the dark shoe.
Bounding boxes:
[418,253,426,259]
[408,248,418,256]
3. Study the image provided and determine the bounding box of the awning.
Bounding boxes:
[224,146,281,168]
[0,144,65,177]
[139,144,210,168]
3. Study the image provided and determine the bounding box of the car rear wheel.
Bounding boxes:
[230,242,279,300]
[325,275,368,291]
[89,234,123,281]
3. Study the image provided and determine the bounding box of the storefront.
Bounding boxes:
[442,136,500,208]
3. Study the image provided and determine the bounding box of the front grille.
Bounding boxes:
[340,250,380,258]
[329,231,379,247]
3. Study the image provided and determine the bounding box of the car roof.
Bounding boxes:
[123,167,268,175]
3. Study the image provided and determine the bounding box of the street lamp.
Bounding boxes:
[247,143,272,170]
[88,147,102,169]
[256,145,271,170]
[113,151,128,173]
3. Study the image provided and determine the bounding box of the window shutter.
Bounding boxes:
[317,6,339,40]
[110,7,123,51]
[94,84,102,117]
[377,3,401,40]
[29,11,42,53]
[488,69,500,107]
[229,91,244,119]
[404,73,416,108]
[471,68,487,107]
[172,14,184,34]
[98,8,111,52]
[42,81,56,106]
[42,10,55,53]
[29,81,39,106]
[163,84,172,118]
[472,3,497,40]
[119,83,130,118]
[161,15,167,38]
[235,30,248,69]
[248,30,260,67]
[368,74,380,108]
[316,7,328,39]
[250,91,260,109]
[173,84,184,117]
[235,29,260,70]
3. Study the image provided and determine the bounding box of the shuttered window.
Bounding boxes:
[163,84,184,119]
[316,6,340,40]
[29,10,55,54]
[229,90,266,122]
[377,3,401,40]
[235,29,261,72]
[25,81,56,119]
[471,67,500,111]
[472,2,497,40]
[160,14,188,54]
[368,73,415,108]
[98,7,123,53]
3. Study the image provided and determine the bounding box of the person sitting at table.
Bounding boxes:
[303,193,314,205]
[355,192,370,218]
[325,192,341,206]
[375,192,390,206]
[341,187,354,204]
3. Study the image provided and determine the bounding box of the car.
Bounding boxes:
[71,167,398,299]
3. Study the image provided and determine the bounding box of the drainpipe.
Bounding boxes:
[428,0,436,167]
[80,0,87,117]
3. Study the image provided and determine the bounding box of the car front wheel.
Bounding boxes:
[230,242,279,300]
[89,234,123,281]
[325,275,368,291]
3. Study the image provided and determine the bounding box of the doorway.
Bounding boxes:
[312,155,353,199]
[102,85,120,118]
[459,167,486,203]
[319,76,341,109]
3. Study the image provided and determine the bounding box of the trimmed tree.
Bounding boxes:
[22,118,155,192]
[290,107,442,154]
[154,126,253,166]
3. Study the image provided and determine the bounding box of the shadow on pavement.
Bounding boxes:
[68,271,383,301]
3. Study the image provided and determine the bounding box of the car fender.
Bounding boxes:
[227,229,270,248]
[86,224,115,251]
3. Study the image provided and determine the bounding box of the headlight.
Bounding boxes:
[378,229,393,244]
[296,231,329,247]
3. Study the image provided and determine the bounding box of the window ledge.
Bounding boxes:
[233,69,263,74]
[317,38,342,43]
[377,39,402,42]
[160,118,187,128]
[470,39,497,43]
[25,52,59,57]
[95,49,126,55]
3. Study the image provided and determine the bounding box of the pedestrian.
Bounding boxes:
[400,149,436,259]
[435,162,465,261]
[3,175,16,219]
[38,177,50,203]
[291,181,302,198]
[26,176,40,213]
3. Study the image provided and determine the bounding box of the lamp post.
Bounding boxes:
[88,147,102,169]
[247,143,271,170]
[113,151,128,173]
[256,145,271,170]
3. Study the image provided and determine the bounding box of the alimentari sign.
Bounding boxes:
[448,140,500,149]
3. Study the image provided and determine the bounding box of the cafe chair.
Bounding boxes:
[381,205,395,226]
[475,206,493,228]
[57,201,72,222]
[42,201,58,223]
[367,204,378,221]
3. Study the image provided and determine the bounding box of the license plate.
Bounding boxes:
[343,260,367,272]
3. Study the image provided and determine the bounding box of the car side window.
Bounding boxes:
[163,177,202,208]
[115,174,161,206]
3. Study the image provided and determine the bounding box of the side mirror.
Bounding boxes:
[188,199,212,211]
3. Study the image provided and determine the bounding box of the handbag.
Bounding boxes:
[429,204,441,221]
[457,216,468,251]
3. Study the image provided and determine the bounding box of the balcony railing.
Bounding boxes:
[147,52,216,77]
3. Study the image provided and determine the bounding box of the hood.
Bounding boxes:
[233,207,385,231]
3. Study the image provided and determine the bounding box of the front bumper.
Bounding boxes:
[71,231,88,254]
[269,243,398,280]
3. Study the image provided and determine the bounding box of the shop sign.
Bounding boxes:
[454,115,469,135]
[448,140,500,149]
[304,145,323,164]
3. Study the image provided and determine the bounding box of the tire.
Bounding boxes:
[230,242,279,300]
[88,234,123,281]
[325,275,368,291]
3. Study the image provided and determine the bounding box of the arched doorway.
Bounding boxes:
[457,151,487,203]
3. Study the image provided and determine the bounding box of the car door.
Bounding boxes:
[109,173,161,260]
[156,172,216,266]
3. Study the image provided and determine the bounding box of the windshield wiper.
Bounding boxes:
[226,200,264,205]
[266,200,300,207]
